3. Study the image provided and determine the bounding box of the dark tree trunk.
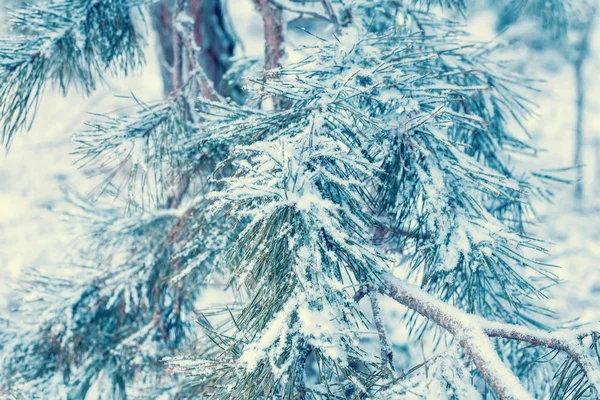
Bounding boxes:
[150,0,236,95]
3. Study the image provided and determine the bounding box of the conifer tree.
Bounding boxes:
[1,0,600,399]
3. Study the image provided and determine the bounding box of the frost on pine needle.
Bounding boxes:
[2,0,600,399]
[165,5,555,396]
[0,191,233,397]
[0,0,145,149]
[375,345,482,400]
[74,89,202,209]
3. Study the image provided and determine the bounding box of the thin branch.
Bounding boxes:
[320,0,340,33]
[179,26,224,102]
[369,290,395,375]
[269,0,332,22]
[380,273,600,400]
[484,323,600,392]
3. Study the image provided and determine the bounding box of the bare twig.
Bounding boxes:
[369,291,395,375]
[269,0,331,22]
[320,0,340,33]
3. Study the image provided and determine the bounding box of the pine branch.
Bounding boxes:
[1,3,237,396]
[0,0,145,149]
[381,273,600,400]
[2,0,589,398]
[160,10,563,396]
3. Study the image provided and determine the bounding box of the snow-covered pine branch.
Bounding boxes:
[0,0,147,149]
[0,0,237,396]
[381,273,600,400]
[1,0,599,398]
[161,2,587,398]
[0,192,233,397]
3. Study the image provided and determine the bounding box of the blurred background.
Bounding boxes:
[0,0,599,372]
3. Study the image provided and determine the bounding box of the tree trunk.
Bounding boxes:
[149,0,236,95]
[573,8,596,211]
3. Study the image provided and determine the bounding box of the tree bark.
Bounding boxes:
[253,0,286,110]
[149,0,236,95]
[253,0,285,72]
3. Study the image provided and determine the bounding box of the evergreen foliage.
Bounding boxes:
[1,0,599,399]
[0,0,146,149]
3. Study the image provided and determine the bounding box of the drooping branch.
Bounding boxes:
[379,273,600,400]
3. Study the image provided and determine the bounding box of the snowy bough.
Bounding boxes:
[1,0,599,399]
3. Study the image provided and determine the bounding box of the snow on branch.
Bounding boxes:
[380,273,600,400]
[2,0,593,398]
[369,290,395,375]
[159,5,576,397]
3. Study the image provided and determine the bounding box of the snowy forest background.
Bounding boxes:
[1,0,600,399]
